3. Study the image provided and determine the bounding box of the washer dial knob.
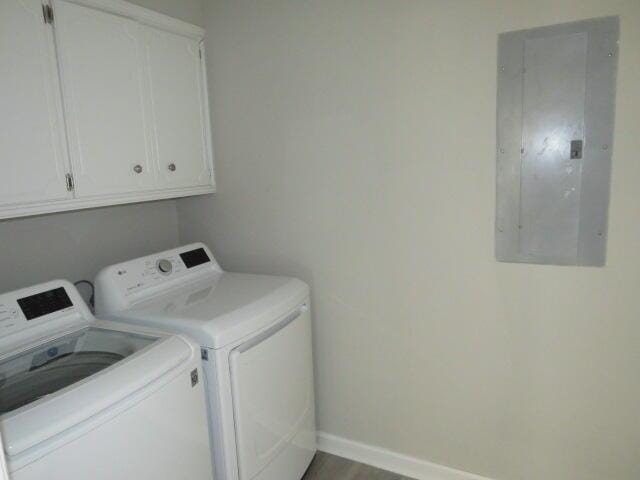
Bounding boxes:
[157,259,173,275]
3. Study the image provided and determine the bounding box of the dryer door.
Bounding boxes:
[229,306,315,480]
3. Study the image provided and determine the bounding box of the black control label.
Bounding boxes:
[17,287,73,321]
[180,248,211,269]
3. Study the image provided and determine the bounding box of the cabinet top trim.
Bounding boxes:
[56,0,205,39]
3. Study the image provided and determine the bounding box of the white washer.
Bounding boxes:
[0,280,214,480]
[94,243,316,480]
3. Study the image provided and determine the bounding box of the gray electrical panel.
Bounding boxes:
[495,17,619,266]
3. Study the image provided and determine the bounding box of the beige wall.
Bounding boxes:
[0,0,203,294]
[0,201,179,293]
[179,1,640,479]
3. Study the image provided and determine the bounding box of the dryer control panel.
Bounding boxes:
[94,243,222,314]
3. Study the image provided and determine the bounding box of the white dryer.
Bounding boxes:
[0,280,213,480]
[94,243,316,480]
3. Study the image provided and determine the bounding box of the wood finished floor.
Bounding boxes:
[302,452,414,480]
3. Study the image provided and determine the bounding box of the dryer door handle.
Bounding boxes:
[233,304,307,354]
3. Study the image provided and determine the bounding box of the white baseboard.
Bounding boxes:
[316,432,494,480]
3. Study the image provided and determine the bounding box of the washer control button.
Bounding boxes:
[157,259,173,275]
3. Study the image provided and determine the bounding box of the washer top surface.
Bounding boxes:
[105,271,308,349]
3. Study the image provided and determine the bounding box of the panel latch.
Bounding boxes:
[570,139,583,160]
[65,173,74,192]
[42,4,54,24]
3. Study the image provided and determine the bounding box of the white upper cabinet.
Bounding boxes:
[0,0,72,209]
[53,0,155,197]
[142,26,213,190]
[0,0,214,220]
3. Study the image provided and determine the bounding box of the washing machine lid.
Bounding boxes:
[0,327,154,416]
[109,272,309,349]
[0,325,193,457]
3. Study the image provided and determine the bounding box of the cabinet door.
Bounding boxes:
[142,26,213,189]
[53,0,155,197]
[0,0,72,208]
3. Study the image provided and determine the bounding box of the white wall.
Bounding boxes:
[179,1,640,479]
[0,0,203,294]
[0,201,179,293]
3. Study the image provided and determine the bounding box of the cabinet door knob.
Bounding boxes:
[168,163,176,172]
[133,164,143,174]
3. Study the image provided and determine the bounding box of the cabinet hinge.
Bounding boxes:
[42,4,54,24]
[65,173,74,192]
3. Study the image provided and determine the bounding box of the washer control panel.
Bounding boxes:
[0,300,22,334]
[17,287,73,321]
[0,282,79,338]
